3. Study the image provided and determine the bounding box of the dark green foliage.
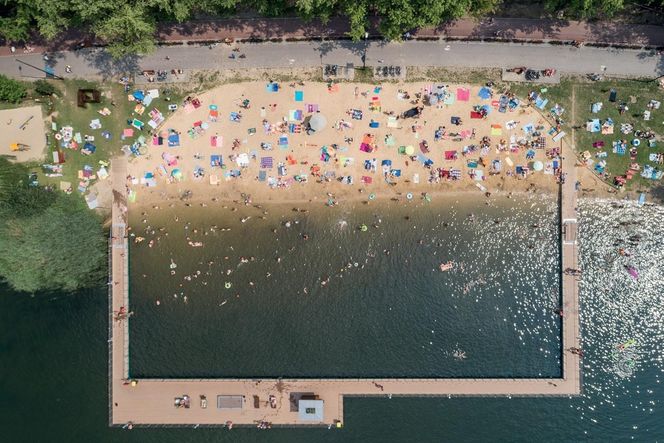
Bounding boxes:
[0,74,27,103]
[0,191,106,293]
[0,158,27,200]
[544,0,625,18]
[0,0,505,56]
[33,80,59,96]
[95,4,156,58]
[0,159,106,292]
[0,185,57,217]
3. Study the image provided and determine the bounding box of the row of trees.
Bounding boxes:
[2,1,660,57]
[0,159,106,293]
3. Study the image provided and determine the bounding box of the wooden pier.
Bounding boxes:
[109,145,581,427]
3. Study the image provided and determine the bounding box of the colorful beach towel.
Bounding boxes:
[288,109,303,121]
[535,97,549,110]
[456,88,470,101]
[210,155,222,167]
[260,157,273,169]
[210,135,221,147]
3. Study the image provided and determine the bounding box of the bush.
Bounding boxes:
[0,192,106,292]
[34,80,59,96]
[0,74,27,103]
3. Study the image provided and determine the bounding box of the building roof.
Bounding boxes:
[217,395,243,409]
[297,399,324,422]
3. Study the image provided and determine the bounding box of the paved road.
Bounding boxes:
[3,40,663,80]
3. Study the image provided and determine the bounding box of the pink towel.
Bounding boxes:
[456,88,470,101]
[210,135,222,147]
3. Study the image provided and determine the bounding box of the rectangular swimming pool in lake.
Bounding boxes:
[128,194,561,378]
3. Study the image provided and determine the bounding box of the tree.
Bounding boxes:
[0,75,27,104]
[0,192,106,293]
[341,0,500,41]
[343,0,369,40]
[94,4,156,58]
[34,79,59,96]
[295,0,339,21]
[545,0,626,18]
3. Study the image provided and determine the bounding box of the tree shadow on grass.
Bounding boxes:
[649,184,664,205]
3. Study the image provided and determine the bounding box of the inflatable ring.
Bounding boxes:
[632,139,640,147]
[54,133,62,140]
[224,282,232,289]
[406,193,413,200]
[360,224,368,232]
[368,193,376,200]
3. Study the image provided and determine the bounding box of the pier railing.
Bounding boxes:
[107,230,114,426]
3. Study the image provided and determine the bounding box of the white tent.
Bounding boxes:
[308,113,327,132]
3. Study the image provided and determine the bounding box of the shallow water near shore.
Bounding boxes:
[128,193,562,378]
[2,198,664,441]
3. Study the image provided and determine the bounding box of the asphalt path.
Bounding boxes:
[3,40,663,80]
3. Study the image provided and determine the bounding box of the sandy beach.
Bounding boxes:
[122,80,583,206]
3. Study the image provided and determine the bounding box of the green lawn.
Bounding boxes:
[572,79,663,189]
[506,77,664,190]
[37,79,183,191]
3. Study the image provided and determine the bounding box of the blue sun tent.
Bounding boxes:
[168,133,180,147]
[478,87,492,99]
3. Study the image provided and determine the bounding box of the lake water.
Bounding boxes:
[128,194,561,378]
[2,197,664,441]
